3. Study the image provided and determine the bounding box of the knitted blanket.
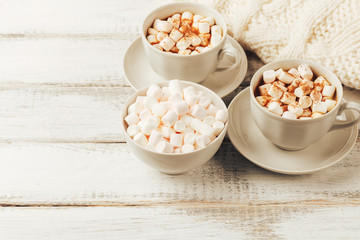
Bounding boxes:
[195,0,360,89]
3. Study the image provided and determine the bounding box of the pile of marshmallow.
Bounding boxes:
[256,65,337,119]
[124,80,227,153]
[146,11,223,55]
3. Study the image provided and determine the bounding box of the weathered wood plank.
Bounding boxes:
[0,205,359,239]
[0,142,359,205]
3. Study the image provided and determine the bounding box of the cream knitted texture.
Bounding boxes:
[194,0,360,89]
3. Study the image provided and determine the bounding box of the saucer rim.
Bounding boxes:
[227,87,359,175]
[123,35,248,98]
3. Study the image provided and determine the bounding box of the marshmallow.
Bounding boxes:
[192,22,199,31]
[310,90,322,102]
[294,85,311,98]
[160,87,171,101]
[169,80,182,96]
[176,37,191,50]
[190,104,207,120]
[325,99,337,112]
[181,11,193,21]
[128,103,136,114]
[288,68,300,78]
[181,144,195,153]
[190,51,199,55]
[127,125,140,137]
[156,140,173,153]
[207,104,218,117]
[174,147,181,153]
[185,93,200,107]
[170,133,183,148]
[268,83,284,100]
[275,68,284,78]
[203,116,216,126]
[210,34,222,46]
[213,121,224,136]
[215,109,228,123]
[287,77,301,92]
[141,116,160,135]
[195,46,205,53]
[133,132,148,147]
[178,49,191,55]
[143,96,158,110]
[193,14,203,23]
[183,86,195,97]
[311,112,324,118]
[155,20,173,33]
[314,76,330,87]
[299,96,312,108]
[139,109,151,121]
[190,118,203,132]
[198,96,211,108]
[312,101,328,114]
[169,92,183,104]
[147,84,162,100]
[300,79,314,89]
[149,130,163,145]
[125,113,140,126]
[145,143,156,151]
[184,133,196,145]
[169,28,183,42]
[200,17,215,26]
[211,25,222,36]
[199,123,216,136]
[153,44,163,51]
[147,35,158,44]
[152,102,168,117]
[300,117,313,120]
[161,126,175,138]
[180,114,194,127]
[168,14,181,29]
[172,101,189,115]
[322,85,336,98]
[282,111,297,119]
[256,96,270,107]
[298,64,313,80]
[280,92,296,105]
[162,110,178,127]
[134,96,145,114]
[156,32,168,42]
[148,28,159,36]
[301,108,312,117]
[196,134,210,148]
[199,22,210,33]
[173,120,186,133]
[288,102,303,117]
[258,84,271,96]
[179,24,191,35]
[278,71,294,84]
[263,70,276,84]
[190,35,202,46]
[268,102,283,116]
[160,37,175,51]
[183,128,194,135]
[170,46,179,53]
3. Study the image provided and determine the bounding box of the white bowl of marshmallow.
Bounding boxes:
[121,80,228,174]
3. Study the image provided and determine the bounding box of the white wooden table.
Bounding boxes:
[1,0,360,239]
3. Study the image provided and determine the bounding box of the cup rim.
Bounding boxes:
[140,2,227,58]
[120,80,228,156]
[250,59,342,122]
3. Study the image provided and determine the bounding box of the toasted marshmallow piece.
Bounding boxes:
[196,135,210,148]
[282,111,297,119]
[300,79,314,89]
[156,140,173,153]
[147,84,162,100]
[172,101,189,115]
[147,35,158,44]
[161,126,175,138]
[184,133,196,145]
[268,102,283,116]
[181,144,195,153]
[199,124,216,136]
[169,28,183,42]
[200,17,215,26]
[176,37,191,50]
[178,49,191,55]
[125,113,140,126]
[155,20,173,33]
[288,102,303,117]
[207,104,218,117]
[268,83,285,100]
[322,85,336,98]
[174,120,186,133]
[263,70,276,83]
[133,132,148,147]
[301,108,312,117]
[278,71,294,84]
[213,121,224,136]
[309,90,322,102]
[151,102,168,117]
[215,109,228,123]
[162,110,178,127]
[280,92,296,105]
[190,104,207,120]
[170,134,183,148]
[149,130,163,145]
[258,84,271,96]
[199,22,210,33]
[181,11,193,21]
[311,112,324,118]
[156,32,168,42]
[198,96,211,108]
[180,114,194,127]
[190,118,203,132]
[314,76,330,87]
[312,101,327,114]
[168,17,180,29]
[141,116,159,135]
[325,99,337,112]
[256,96,270,107]
[160,36,175,51]
[153,44,163,51]
[288,68,300,77]
[127,125,140,137]
[139,109,151,121]
[287,77,302,92]
[299,96,312,108]
[203,116,216,126]
[298,64,313,80]
[188,34,201,46]
[294,85,311,98]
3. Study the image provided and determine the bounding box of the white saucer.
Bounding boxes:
[227,88,358,175]
[123,35,247,98]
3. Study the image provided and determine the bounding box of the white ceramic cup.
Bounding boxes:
[250,59,360,151]
[121,80,228,175]
[141,2,241,83]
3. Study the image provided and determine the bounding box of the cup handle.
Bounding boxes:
[329,102,360,131]
[213,44,241,73]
